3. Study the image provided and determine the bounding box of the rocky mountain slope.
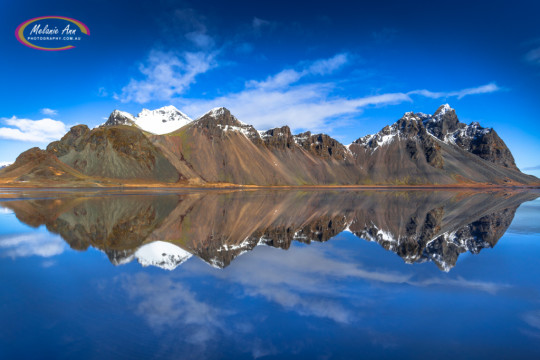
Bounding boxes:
[46,124,179,183]
[0,147,98,185]
[0,104,538,186]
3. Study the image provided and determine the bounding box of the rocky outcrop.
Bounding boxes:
[294,132,348,160]
[260,126,295,149]
[104,110,136,127]
[46,125,179,182]
[423,104,518,170]
[0,147,91,184]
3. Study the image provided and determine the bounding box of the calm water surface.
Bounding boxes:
[0,189,539,359]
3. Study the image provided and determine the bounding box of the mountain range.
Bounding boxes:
[0,104,538,187]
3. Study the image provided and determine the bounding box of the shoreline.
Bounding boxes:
[1,183,539,191]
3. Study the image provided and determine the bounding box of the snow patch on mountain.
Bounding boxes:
[443,122,492,145]
[217,124,254,137]
[135,241,193,270]
[355,131,400,153]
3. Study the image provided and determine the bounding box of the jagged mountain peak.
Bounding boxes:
[433,103,454,117]
[193,107,259,136]
[105,110,136,127]
[197,107,247,125]
[348,104,518,171]
[206,106,229,118]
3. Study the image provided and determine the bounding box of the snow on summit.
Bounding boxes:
[106,105,193,135]
[135,105,192,134]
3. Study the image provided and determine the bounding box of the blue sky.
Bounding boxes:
[1,0,540,175]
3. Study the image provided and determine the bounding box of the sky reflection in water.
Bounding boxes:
[0,190,539,359]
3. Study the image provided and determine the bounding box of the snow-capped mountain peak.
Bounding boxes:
[134,241,193,271]
[106,110,136,126]
[135,105,192,134]
[198,107,249,126]
[207,107,227,118]
[104,105,192,135]
[432,103,454,119]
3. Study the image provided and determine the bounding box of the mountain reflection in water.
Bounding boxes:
[1,189,537,272]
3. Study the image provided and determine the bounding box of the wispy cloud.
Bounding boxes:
[40,108,58,116]
[371,28,398,43]
[525,46,540,66]
[179,84,410,132]
[172,8,215,50]
[117,271,276,359]
[175,53,413,132]
[175,54,499,132]
[252,17,274,36]
[522,165,540,171]
[115,41,502,132]
[408,83,501,100]
[114,50,218,103]
[246,53,349,90]
[0,116,68,142]
[120,273,229,343]
[115,7,220,104]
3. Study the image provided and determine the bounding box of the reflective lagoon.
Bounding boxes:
[1,189,540,359]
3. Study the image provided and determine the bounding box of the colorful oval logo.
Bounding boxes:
[15,16,90,51]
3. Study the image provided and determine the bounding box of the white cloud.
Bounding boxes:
[524,310,540,330]
[306,53,349,75]
[185,32,215,48]
[200,245,412,324]
[0,116,68,142]
[172,54,501,132]
[115,48,502,132]
[246,53,349,90]
[175,53,414,132]
[40,108,58,116]
[0,233,66,259]
[121,273,224,332]
[179,84,411,132]
[408,83,501,100]
[115,50,217,104]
